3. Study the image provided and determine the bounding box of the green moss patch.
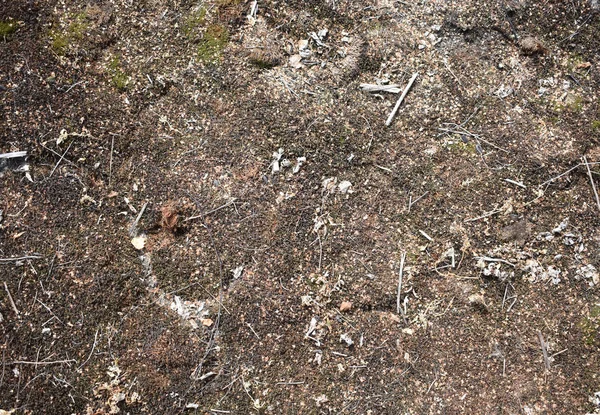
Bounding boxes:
[579,305,600,347]
[182,7,207,37]
[0,20,18,37]
[108,56,129,91]
[197,24,229,63]
[49,12,90,55]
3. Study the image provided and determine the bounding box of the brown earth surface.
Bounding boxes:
[2,0,600,413]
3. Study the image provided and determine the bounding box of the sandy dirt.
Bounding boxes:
[1,0,600,413]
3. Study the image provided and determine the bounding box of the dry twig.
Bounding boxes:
[3,282,19,316]
[537,330,551,371]
[504,178,526,189]
[465,209,502,223]
[539,161,600,187]
[9,359,76,366]
[109,135,115,187]
[191,211,226,380]
[129,202,148,237]
[0,255,42,263]
[473,256,515,267]
[396,252,406,316]
[48,139,75,178]
[360,83,402,93]
[184,198,237,222]
[582,156,600,212]
[385,73,418,126]
[408,191,428,213]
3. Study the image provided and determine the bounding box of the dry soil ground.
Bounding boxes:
[2,0,600,414]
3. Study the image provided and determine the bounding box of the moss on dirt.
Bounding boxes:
[554,93,584,113]
[108,56,129,91]
[216,0,243,6]
[50,30,69,54]
[182,6,207,37]
[444,136,477,155]
[49,12,90,55]
[0,20,18,37]
[197,24,229,63]
[579,305,600,346]
[68,12,89,39]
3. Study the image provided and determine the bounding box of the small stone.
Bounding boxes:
[298,39,309,50]
[520,36,547,55]
[339,301,352,312]
[131,235,146,250]
[289,54,303,69]
[337,180,352,194]
[340,333,353,346]
[201,318,214,327]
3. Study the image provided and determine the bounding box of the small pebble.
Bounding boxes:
[339,301,352,312]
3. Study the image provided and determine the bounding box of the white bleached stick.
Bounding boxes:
[360,84,402,93]
[583,156,600,213]
[385,73,419,126]
[0,151,27,159]
[396,252,406,315]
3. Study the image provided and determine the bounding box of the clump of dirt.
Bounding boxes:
[520,35,547,55]
[159,201,179,232]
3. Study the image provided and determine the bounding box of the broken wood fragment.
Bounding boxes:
[385,73,419,127]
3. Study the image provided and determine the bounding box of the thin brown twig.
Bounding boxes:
[537,330,551,371]
[3,282,19,316]
[473,256,515,267]
[8,359,76,366]
[39,142,76,166]
[109,135,115,187]
[361,115,375,151]
[48,139,75,178]
[501,283,509,310]
[78,328,100,369]
[199,286,231,315]
[317,234,323,272]
[538,162,600,187]
[246,323,260,340]
[442,58,464,90]
[0,255,42,263]
[464,209,502,223]
[184,199,237,222]
[396,252,406,315]
[408,191,428,213]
